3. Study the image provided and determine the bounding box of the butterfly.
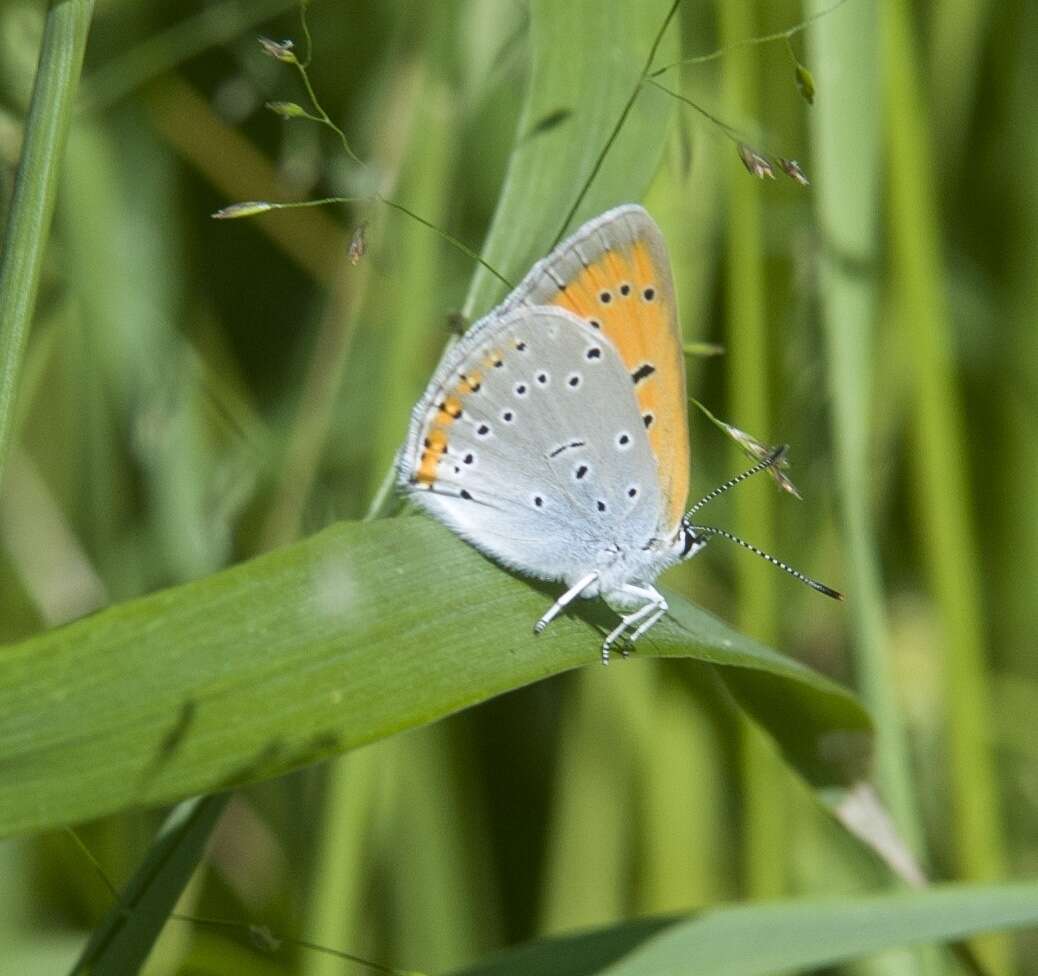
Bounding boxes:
[397,205,840,663]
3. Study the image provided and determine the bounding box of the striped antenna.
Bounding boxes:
[687,524,844,601]
[684,445,787,519]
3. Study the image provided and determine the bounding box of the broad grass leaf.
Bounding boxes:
[0,517,867,838]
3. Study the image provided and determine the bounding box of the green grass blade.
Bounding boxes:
[0,516,869,839]
[452,916,678,976]
[883,3,1010,971]
[0,0,94,487]
[300,745,380,976]
[928,0,992,160]
[67,794,229,976]
[718,1,785,902]
[454,882,1038,976]
[808,0,923,856]
[809,4,934,973]
[539,667,654,933]
[462,0,677,318]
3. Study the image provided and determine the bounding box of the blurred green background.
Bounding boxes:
[1,0,1036,973]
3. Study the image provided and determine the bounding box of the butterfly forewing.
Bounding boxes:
[497,205,689,535]
[399,307,664,584]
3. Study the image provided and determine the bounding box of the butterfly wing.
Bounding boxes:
[496,205,689,537]
[398,306,665,585]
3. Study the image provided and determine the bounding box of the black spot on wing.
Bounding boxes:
[631,363,656,384]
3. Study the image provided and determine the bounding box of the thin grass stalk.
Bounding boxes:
[380,723,495,971]
[808,3,935,972]
[539,667,652,932]
[68,794,229,976]
[928,0,992,162]
[718,0,785,901]
[806,0,927,877]
[883,3,1010,972]
[0,0,94,489]
[301,747,380,976]
[635,667,737,913]
[68,280,130,592]
[996,19,1038,784]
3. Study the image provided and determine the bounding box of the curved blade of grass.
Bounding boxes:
[0,515,869,839]
[462,0,677,318]
[0,0,94,488]
[452,916,679,976]
[453,882,1038,976]
[67,795,229,976]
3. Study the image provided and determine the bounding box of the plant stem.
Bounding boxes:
[719,0,784,901]
[0,0,95,489]
[884,2,1010,971]
[809,4,937,972]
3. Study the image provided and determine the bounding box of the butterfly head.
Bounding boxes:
[676,521,708,562]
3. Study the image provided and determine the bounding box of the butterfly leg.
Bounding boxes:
[533,572,600,636]
[600,585,668,665]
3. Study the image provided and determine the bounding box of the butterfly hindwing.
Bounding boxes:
[497,205,689,536]
[398,306,664,584]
